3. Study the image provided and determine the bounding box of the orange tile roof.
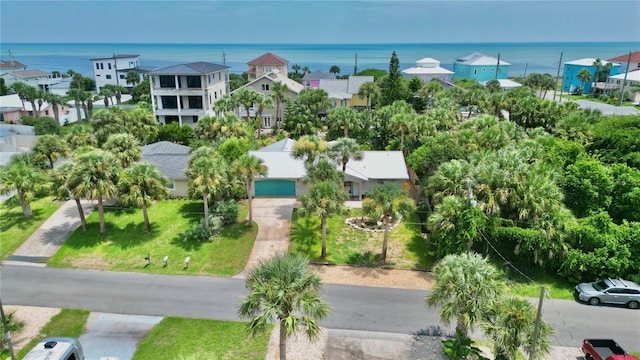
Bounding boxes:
[608,51,640,63]
[247,52,288,66]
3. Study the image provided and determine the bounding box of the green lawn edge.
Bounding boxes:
[132,317,272,360]
[1,196,61,259]
[47,199,257,277]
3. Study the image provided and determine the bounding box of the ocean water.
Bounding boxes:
[1,42,638,78]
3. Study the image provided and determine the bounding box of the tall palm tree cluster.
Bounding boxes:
[427,252,553,360]
[1,103,167,235]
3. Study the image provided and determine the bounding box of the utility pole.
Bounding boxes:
[530,286,546,360]
[553,51,563,101]
[0,297,16,360]
[495,53,500,80]
[618,51,632,106]
[113,53,120,87]
[523,63,528,78]
[354,52,358,75]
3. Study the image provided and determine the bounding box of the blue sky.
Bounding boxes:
[1,0,639,44]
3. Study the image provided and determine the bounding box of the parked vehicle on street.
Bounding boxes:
[582,339,639,360]
[575,278,640,309]
[23,337,84,360]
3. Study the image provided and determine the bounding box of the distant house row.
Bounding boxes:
[3,50,639,126]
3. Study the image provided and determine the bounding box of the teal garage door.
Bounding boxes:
[255,180,296,196]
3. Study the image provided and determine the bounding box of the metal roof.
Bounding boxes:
[302,70,335,81]
[565,58,618,66]
[456,52,510,66]
[150,62,229,75]
[90,54,140,61]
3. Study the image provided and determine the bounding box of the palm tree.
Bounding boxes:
[10,82,29,110]
[591,58,603,95]
[292,64,301,75]
[104,84,127,105]
[236,154,267,224]
[23,85,43,117]
[43,92,65,125]
[254,93,273,137]
[92,106,128,145]
[482,297,554,360]
[129,106,159,145]
[102,133,142,169]
[118,162,170,233]
[51,162,88,232]
[234,87,260,123]
[426,252,504,339]
[304,158,343,184]
[576,68,591,94]
[69,150,121,233]
[291,135,329,168]
[126,71,140,88]
[361,183,415,263]
[270,81,288,131]
[186,148,227,228]
[390,112,414,151]
[0,160,45,218]
[329,65,340,76]
[329,137,363,172]
[238,253,331,360]
[326,107,360,138]
[67,88,86,124]
[357,81,379,110]
[66,125,98,150]
[299,181,348,259]
[99,87,115,107]
[32,134,70,168]
[213,94,238,117]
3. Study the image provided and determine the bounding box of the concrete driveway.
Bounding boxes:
[78,312,162,360]
[239,198,299,274]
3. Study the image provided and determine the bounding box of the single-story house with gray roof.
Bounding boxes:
[141,141,192,197]
[249,138,410,199]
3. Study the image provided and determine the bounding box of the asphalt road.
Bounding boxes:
[2,265,639,351]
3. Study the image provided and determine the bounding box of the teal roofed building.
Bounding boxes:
[561,58,621,94]
[452,52,510,82]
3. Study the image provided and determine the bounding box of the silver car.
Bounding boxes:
[575,278,640,309]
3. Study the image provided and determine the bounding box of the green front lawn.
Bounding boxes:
[16,309,90,359]
[289,208,434,269]
[133,317,271,360]
[48,199,257,276]
[0,196,61,259]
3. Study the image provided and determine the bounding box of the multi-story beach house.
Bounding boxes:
[606,70,640,104]
[0,68,61,91]
[90,54,140,91]
[402,57,454,83]
[149,61,230,126]
[452,52,510,82]
[608,51,640,72]
[562,58,621,94]
[0,59,28,74]
[231,70,305,129]
[247,53,289,81]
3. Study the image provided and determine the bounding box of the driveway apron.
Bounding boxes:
[239,198,298,275]
[5,199,97,265]
[78,312,163,360]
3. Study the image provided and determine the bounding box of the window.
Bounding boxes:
[186,76,201,88]
[96,63,100,70]
[208,75,212,83]
[219,73,221,80]
[106,75,112,79]
[192,116,199,123]
[188,96,203,109]
[491,68,494,72]
[159,75,176,88]
[482,68,486,72]
[108,63,112,70]
[165,116,179,124]
[119,74,125,79]
[161,96,178,109]
[261,83,270,91]
[473,69,477,76]
[167,180,175,190]
[263,116,271,128]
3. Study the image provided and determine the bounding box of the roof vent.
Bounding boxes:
[44,341,58,349]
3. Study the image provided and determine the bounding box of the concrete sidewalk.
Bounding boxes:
[4,199,97,266]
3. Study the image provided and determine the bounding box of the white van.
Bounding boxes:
[22,337,84,360]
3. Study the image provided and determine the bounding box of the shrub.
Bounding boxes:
[210,199,239,226]
[33,116,61,135]
[181,215,224,242]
